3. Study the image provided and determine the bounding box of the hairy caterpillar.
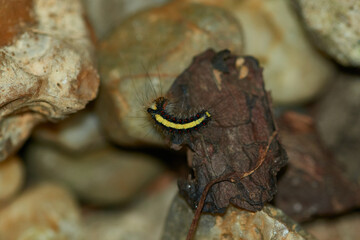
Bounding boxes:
[147,96,212,134]
[139,49,244,146]
[115,49,244,147]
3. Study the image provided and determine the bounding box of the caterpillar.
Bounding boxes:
[120,49,238,146]
[143,49,238,145]
[147,96,212,135]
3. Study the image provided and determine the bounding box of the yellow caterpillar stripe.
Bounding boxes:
[154,112,210,130]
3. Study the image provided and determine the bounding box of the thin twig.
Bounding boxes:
[186,131,278,240]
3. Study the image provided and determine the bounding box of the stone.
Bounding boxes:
[293,0,360,67]
[0,0,35,47]
[275,112,360,222]
[315,74,360,184]
[183,0,334,104]
[304,212,360,240]
[83,0,170,38]
[0,156,24,205]
[33,110,106,153]
[0,183,83,240]
[25,141,165,205]
[162,194,316,240]
[0,0,99,161]
[97,0,244,146]
[83,181,178,240]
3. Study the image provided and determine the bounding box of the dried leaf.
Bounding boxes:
[164,49,287,213]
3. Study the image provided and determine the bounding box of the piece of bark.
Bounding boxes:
[274,112,360,221]
[166,49,287,213]
[0,0,99,161]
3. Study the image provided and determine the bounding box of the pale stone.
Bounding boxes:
[83,0,170,38]
[25,141,164,205]
[0,156,24,205]
[83,182,178,240]
[0,0,99,161]
[293,0,360,66]
[304,212,360,240]
[0,184,83,240]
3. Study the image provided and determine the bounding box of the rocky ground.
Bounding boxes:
[0,0,359,239]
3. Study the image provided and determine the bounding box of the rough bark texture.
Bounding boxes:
[168,49,287,213]
[0,0,99,161]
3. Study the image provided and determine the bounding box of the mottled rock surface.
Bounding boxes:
[0,156,24,205]
[98,0,244,146]
[162,194,316,240]
[184,0,334,104]
[84,181,177,240]
[0,184,83,240]
[0,0,99,161]
[293,0,360,66]
[83,0,170,38]
[25,142,164,205]
[315,75,360,184]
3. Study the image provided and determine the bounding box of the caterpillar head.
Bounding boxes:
[147,97,168,115]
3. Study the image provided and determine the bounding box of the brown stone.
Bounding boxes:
[0,0,35,47]
[275,112,360,221]
[315,74,360,184]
